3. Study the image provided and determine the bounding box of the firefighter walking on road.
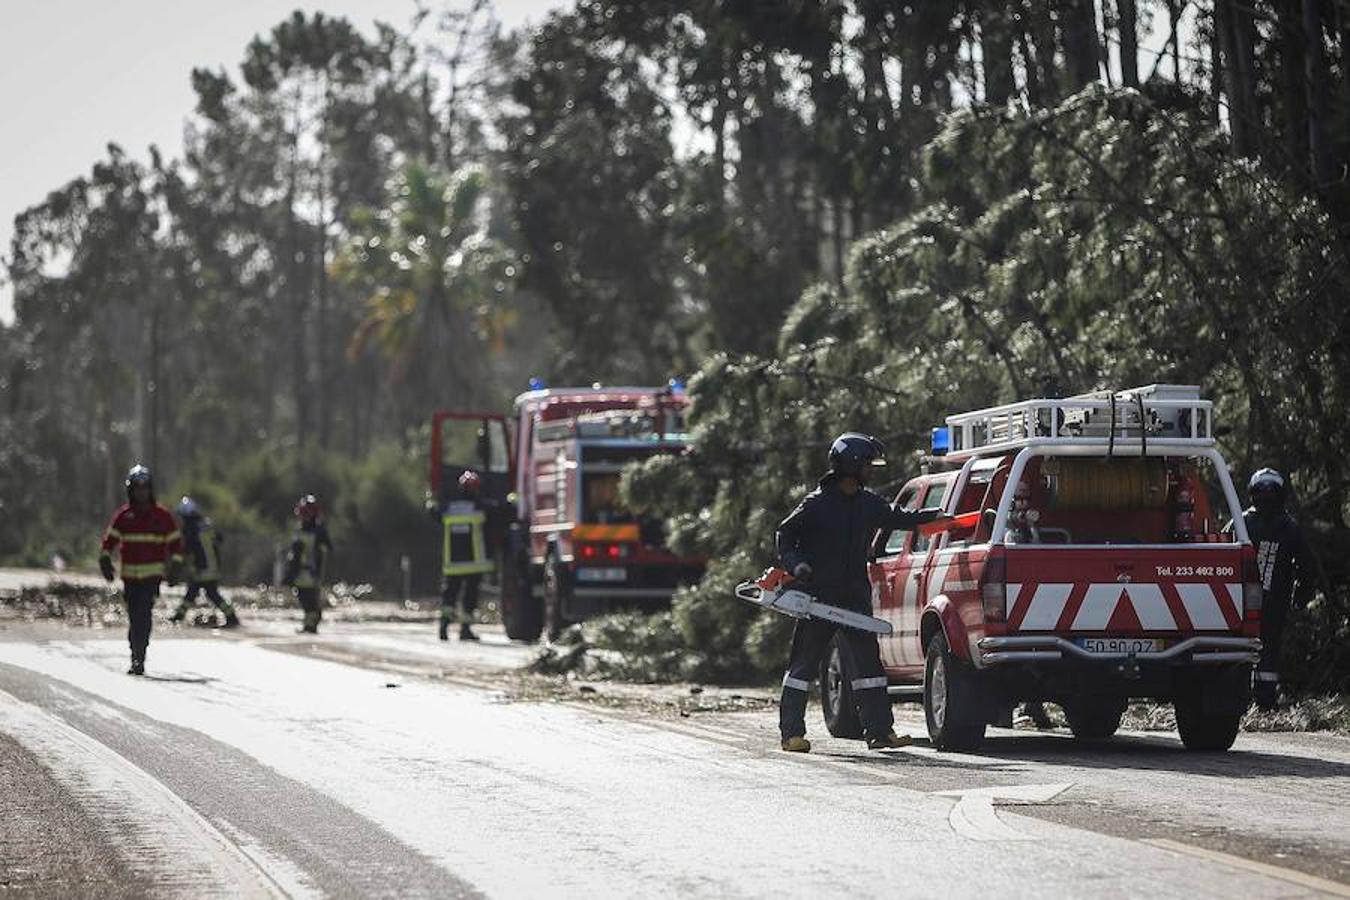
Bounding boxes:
[775,434,949,752]
[169,496,240,628]
[284,495,332,635]
[437,471,496,642]
[1243,468,1309,710]
[99,465,184,675]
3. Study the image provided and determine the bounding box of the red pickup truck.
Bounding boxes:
[818,385,1261,752]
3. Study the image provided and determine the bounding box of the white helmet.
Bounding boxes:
[176,496,201,519]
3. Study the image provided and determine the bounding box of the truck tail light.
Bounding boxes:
[579,543,629,561]
[580,543,599,560]
[980,551,1007,623]
[1242,548,1262,621]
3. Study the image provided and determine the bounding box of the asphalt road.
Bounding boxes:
[2,571,1350,897]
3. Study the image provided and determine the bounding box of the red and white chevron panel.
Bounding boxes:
[1007,581,1243,633]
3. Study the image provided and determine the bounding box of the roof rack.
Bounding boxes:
[944,384,1213,459]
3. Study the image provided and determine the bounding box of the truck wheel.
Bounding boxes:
[819,636,864,739]
[1174,698,1242,752]
[1064,698,1126,740]
[543,553,571,641]
[499,556,542,643]
[924,631,986,752]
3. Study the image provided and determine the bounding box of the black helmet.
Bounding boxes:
[1249,467,1285,509]
[125,465,154,502]
[827,433,886,478]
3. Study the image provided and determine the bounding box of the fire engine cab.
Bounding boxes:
[431,385,703,642]
[819,385,1261,752]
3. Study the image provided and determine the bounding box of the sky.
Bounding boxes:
[0,0,566,324]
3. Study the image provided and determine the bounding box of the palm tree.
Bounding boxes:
[338,162,515,389]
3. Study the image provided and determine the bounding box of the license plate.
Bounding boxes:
[1074,637,1163,654]
[575,567,627,583]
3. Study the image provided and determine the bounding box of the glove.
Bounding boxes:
[792,562,813,580]
[99,555,116,582]
[916,507,947,524]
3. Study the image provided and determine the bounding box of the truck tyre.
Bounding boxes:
[499,555,542,643]
[819,636,864,739]
[924,631,986,752]
[1174,698,1242,752]
[1064,698,1126,741]
[543,553,572,641]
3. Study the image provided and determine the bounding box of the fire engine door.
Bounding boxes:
[872,484,921,670]
[430,411,513,511]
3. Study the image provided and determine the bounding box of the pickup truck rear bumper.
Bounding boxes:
[977,635,1260,666]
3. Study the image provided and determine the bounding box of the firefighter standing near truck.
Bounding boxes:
[437,471,497,642]
[1243,468,1310,710]
[99,465,184,675]
[284,495,332,635]
[169,496,240,628]
[775,433,949,752]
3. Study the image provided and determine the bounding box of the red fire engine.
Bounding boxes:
[431,385,703,642]
[818,385,1261,752]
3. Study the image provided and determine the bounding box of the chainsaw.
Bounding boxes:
[734,567,892,635]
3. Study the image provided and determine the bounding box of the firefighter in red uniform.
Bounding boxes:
[99,465,184,675]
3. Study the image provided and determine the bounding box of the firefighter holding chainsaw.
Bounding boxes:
[775,433,949,752]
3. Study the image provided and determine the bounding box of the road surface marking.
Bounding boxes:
[0,687,290,898]
[1142,838,1350,898]
[934,783,1074,842]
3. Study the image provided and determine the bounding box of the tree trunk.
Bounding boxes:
[1027,2,1061,103]
[981,1,1017,104]
[1061,0,1101,90]
[1278,0,1309,180]
[1304,0,1333,187]
[1118,0,1139,87]
[1216,0,1253,156]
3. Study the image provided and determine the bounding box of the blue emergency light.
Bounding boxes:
[668,377,686,393]
[930,426,950,456]
[528,377,547,391]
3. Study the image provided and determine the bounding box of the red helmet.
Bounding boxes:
[458,471,482,493]
[295,494,321,520]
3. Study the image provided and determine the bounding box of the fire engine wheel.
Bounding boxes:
[819,636,864,739]
[1174,698,1242,752]
[499,558,543,643]
[543,553,572,641]
[1063,698,1127,741]
[924,632,986,752]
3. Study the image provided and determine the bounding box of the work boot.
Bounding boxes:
[781,736,811,753]
[438,619,450,642]
[127,658,145,676]
[222,611,240,629]
[459,623,479,642]
[169,608,186,624]
[1022,702,1054,729]
[866,730,912,750]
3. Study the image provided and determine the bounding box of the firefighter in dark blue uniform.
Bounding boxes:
[170,497,240,627]
[1243,468,1309,710]
[775,433,948,752]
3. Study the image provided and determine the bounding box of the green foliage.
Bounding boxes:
[625,86,1350,685]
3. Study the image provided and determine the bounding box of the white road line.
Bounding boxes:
[0,687,290,899]
[1143,838,1350,898]
[933,783,1073,842]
